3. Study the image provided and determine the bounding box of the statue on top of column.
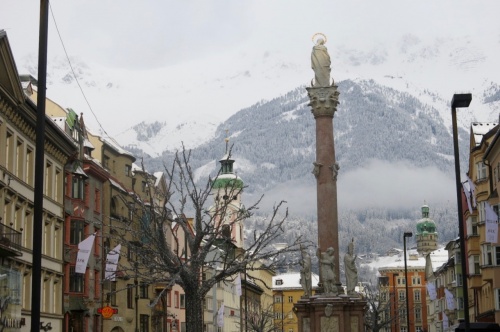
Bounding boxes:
[311,33,331,87]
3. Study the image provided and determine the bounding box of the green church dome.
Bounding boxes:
[212,174,244,189]
[416,204,437,234]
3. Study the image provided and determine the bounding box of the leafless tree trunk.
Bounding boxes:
[109,147,308,332]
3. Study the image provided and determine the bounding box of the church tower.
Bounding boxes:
[416,204,438,256]
[210,136,245,251]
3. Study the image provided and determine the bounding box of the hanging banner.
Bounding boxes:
[426,282,437,301]
[444,288,455,310]
[75,233,96,274]
[442,311,449,330]
[234,274,242,297]
[485,202,499,243]
[105,244,121,281]
[466,175,476,207]
[217,303,224,327]
[462,182,473,213]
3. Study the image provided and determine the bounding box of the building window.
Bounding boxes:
[166,291,171,307]
[414,290,421,302]
[457,297,464,310]
[180,294,185,308]
[416,327,423,332]
[125,164,131,177]
[482,244,493,266]
[275,279,283,285]
[398,290,405,301]
[140,283,149,299]
[69,266,84,293]
[106,281,117,306]
[412,276,421,285]
[477,162,487,180]
[70,219,84,245]
[72,176,85,199]
[397,277,406,285]
[274,295,282,303]
[469,255,481,275]
[415,307,421,320]
[94,189,101,213]
[140,314,149,332]
[495,289,500,310]
[495,247,500,266]
[479,202,486,223]
[174,291,179,308]
[288,296,293,303]
[127,284,134,308]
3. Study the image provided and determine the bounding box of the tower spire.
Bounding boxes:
[224,129,229,155]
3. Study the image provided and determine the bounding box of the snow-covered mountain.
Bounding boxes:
[15,33,500,157]
[14,32,500,260]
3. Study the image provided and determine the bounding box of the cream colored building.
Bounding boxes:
[0,30,77,331]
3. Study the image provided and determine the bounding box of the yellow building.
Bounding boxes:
[465,122,498,324]
[272,272,319,332]
[0,30,77,330]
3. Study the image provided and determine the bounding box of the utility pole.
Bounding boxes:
[32,0,49,331]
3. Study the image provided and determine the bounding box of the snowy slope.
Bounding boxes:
[15,33,500,155]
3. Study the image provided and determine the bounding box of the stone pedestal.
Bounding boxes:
[294,295,366,332]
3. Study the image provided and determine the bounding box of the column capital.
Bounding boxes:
[306,85,340,118]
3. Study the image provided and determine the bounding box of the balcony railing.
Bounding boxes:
[0,223,22,256]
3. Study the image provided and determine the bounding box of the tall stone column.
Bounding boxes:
[294,36,366,332]
[307,85,341,291]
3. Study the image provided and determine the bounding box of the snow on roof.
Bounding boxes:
[471,122,497,146]
[364,247,449,274]
[153,171,164,187]
[272,272,319,290]
[109,178,127,193]
[83,137,94,150]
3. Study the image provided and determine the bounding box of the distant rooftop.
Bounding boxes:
[272,272,319,290]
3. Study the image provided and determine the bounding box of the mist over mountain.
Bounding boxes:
[121,78,487,268]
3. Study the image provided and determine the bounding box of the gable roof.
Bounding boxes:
[0,30,25,104]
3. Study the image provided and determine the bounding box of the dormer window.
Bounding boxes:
[275,279,283,286]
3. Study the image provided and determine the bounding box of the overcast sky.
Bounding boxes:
[2,0,499,70]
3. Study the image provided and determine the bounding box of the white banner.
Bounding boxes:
[485,202,499,243]
[444,288,455,310]
[105,244,121,281]
[463,182,473,213]
[234,274,242,297]
[467,175,476,208]
[217,303,224,327]
[75,233,96,274]
[426,282,437,300]
[442,311,449,330]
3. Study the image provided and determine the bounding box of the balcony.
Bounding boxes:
[0,223,22,257]
[469,274,483,289]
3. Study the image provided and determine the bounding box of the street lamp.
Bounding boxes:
[403,232,412,332]
[451,93,472,332]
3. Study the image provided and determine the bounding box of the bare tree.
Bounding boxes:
[364,279,408,332]
[110,147,307,332]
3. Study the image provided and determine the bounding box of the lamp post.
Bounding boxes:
[403,232,412,332]
[451,93,472,332]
